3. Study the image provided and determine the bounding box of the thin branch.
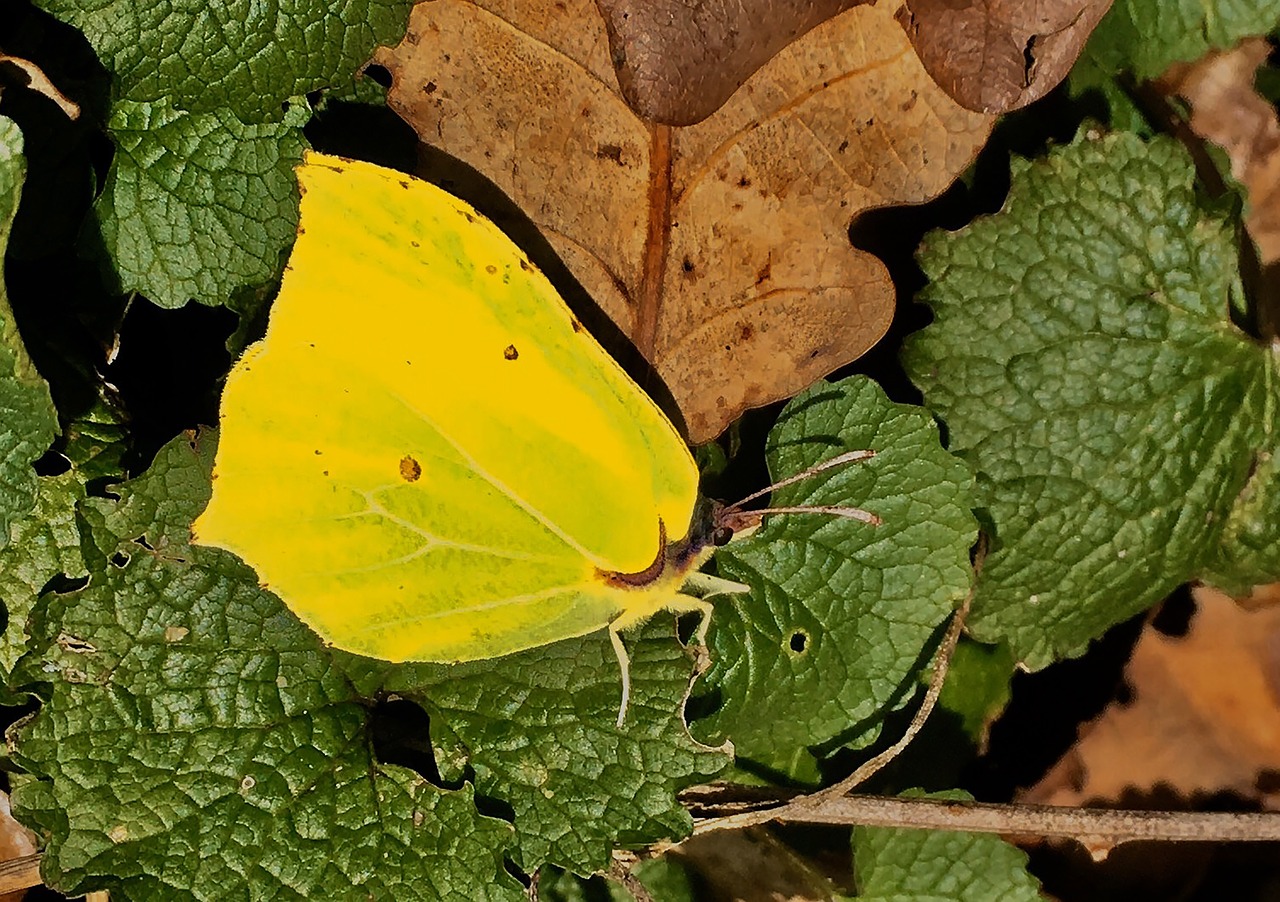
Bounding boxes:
[701,794,1280,852]
[0,853,41,894]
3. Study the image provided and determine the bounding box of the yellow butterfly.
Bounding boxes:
[193,152,877,724]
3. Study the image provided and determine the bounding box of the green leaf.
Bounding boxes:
[11,439,523,900]
[35,0,413,117]
[80,428,214,562]
[93,99,308,308]
[1202,440,1280,592]
[0,472,87,681]
[933,639,1014,745]
[849,791,1042,901]
[16,431,728,890]
[903,131,1278,668]
[0,116,58,544]
[695,377,977,780]
[1081,0,1280,82]
[381,622,731,874]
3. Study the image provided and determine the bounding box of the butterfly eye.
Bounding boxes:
[712,525,734,546]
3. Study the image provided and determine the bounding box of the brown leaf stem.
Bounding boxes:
[636,122,673,359]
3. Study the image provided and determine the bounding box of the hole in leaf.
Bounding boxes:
[109,551,129,568]
[474,792,515,825]
[41,573,88,596]
[502,859,530,890]
[32,447,70,476]
[368,697,450,788]
[788,629,809,654]
[676,610,708,645]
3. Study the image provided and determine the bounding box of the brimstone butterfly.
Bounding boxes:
[192,152,876,723]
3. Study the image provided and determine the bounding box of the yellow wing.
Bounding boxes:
[193,153,700,662]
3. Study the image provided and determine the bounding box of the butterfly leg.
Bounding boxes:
[608,596,716,728]
[609,625,633,729]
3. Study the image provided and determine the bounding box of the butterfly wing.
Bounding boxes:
[193,153,698,662]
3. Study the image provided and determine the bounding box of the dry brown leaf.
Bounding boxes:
[1023,586,1280,810]
[376,0,992,441]
[896,0,1112,114]
[1158,38,1280,265]
[595,0,866,126]
[0,791,38,902]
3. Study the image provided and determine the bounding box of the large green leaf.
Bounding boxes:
[1081,0,1280,82]
[0,116,58,544]
[12,437,523,900]
[904,132,1278,668]
[35,0,412,117]
[15,431,730,893]
[94,99,308,308]
[696,377,977,780]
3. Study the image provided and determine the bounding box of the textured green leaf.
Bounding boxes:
[381,621,730,874]
[0,472,86,681]
[35,0,412,117]
[11,442,522,900]
[94,99,308,308]
[695,377,977,779]
[849,791,1041,901]
[903,132,1278,668]
[80,428,214,562]
[0,116,58,545]
[1081,0,1280,82]
[16,431,728,891]
[1202,439,1280,592]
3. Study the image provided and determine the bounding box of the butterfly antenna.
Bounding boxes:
[760,504,881,525]
[723,449,875,512]
[720,449,881,527]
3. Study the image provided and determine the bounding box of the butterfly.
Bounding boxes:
[193,152,877,724]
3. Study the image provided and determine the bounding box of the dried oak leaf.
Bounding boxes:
[376,0,992,441]
[1024,586,1280,810]
[1157,38,1280,265]
[896,0,1112,114]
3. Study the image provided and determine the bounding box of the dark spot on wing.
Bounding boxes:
[399,455,422,482]
[504,344,519,360]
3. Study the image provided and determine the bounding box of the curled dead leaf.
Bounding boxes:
[1158,39,1280,265]
[376,0,992,440]
[896,0,1112,113]
[1024,586,1280,811]
[594,0,867,126]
